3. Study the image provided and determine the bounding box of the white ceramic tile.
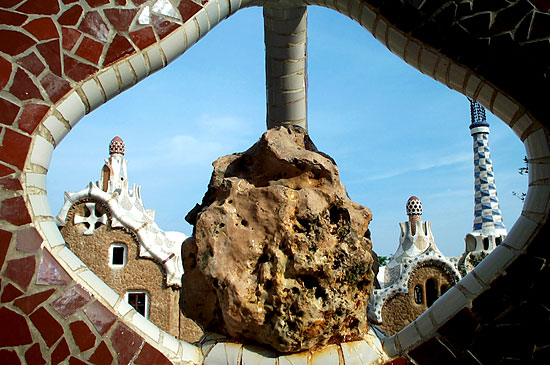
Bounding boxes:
[30,136,54,170]
[56,92,85,127]
[387,27,407,58]
[382,336,398,358]
[473,245,516,285]
[365,327,385,357]
[266,43,306,60]
[116,61,135,90]
[184,19,200,48]
[181,340,202,363]
[218,0,230,20]
[43,115,68,146]
[404,41,420,69]
[464,74,481,99]
[430,287,467,325]
[204,343,242,365]
[414,311,434,337]
[334,0,348,13]
[448,63,467,92]
[266,59,304,78]
[278,352,309,365]
[434,57,450,84]
[129,54,149,82]
[131,311,160,342]
[310,344,340,364]
[525,128,550,160]
[349,0,362,22]
[529,161,550,184]
[504,214,538,251]
[492,93,519,125]
[360,5,377,32]
[160,28,186,64]
[115,298,134,316]
[419,48,438,77]
[39,221,65,248]
[147,46,164,74]
[204,0,220,26]
[29,194,52,217]
[340,340,381,364]
[81,79,105,111]
[26,172,46,190]
[57,246,85,271]
[97,68,120,101]
[162,332,181,354]
[457,273,484,297]
[374,19,387,44]
[225,343,242,364]
[511,114,533,140]
[241,345,277,365]
[396,322,422,351]
[195,9,210,38]
[78,269,119,307]
[523,184,550,215]
[229,0,240,15]
[269,102,306,121]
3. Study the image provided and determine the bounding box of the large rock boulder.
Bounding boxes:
[181,126,375,353]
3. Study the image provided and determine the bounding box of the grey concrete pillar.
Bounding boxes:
[264,5,308,131]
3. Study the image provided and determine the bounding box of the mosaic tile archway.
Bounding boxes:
[1,0,549,363]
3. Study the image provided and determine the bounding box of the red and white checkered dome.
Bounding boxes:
[406,196,422,216]
[109,136,125,155]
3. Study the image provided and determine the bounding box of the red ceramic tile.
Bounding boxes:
[25,343,46,365]
[0,177,23,191]
[135,342,172,365]
[62,27,82,50]
[83,300,116,335]
[63,0,80,4]
[5,255,36,290]
[151,14,180,39]
[1,0,25,8]
[0,196,32,226]
[0,98,20,126]
[0,307,33,347]
[532,0,550,12]
[29,307,65,347]
[0,9,28,26]
[178,0,202,23]
[88,341,113,365]
[104,8,138,32]
[10,68,43,100]
[132,0,148,5]
[110,322,144,365]
[69,356,88,365]
[0,30,35,56]
[14,288,56,315]
[0,229,13,269]
[16,0,60,16]
[17,52,46,76]
[41,72,71,103]
[76,36,104,64]
[37,40,62,76]
[0,128,32,170]
[24,18,59,41]
[1,283,24,303]
[64,55,98,82]
[70,320,96,351]
[130,27,156,50]
[0,349,21,364]
[51,284,91,318]
[115,0,127,5]
[51,337,70,365]
[0,55,11,89]
[58,5,83,26]
[104,34,135,66]
[78,11,109,43]
[85,0,110,7]
[17,226,43,253]
[17,103,49,134]
[37,249,72,287]
[0,165,15,177]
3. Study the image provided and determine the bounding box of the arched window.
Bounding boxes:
[440,284,449,295]
[414,285,423,304]
[109,243,127,267]
[426,278,438,307]
[483,237,489,250]
[125,290,149,318]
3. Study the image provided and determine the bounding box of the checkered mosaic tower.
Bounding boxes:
[469,99,507,237]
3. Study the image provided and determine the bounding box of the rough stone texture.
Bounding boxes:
[60,199,202,341]
[380,264,455,335]
[182,126,375,353]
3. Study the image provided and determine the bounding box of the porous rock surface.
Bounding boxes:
[181,126,375,353]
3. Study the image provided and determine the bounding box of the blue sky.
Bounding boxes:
[48,6,526,258]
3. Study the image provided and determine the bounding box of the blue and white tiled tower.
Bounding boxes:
[460,99,507,273]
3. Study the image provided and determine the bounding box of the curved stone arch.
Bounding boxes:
[1,0,548,363]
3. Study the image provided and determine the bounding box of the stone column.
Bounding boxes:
[264,5,308,130]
